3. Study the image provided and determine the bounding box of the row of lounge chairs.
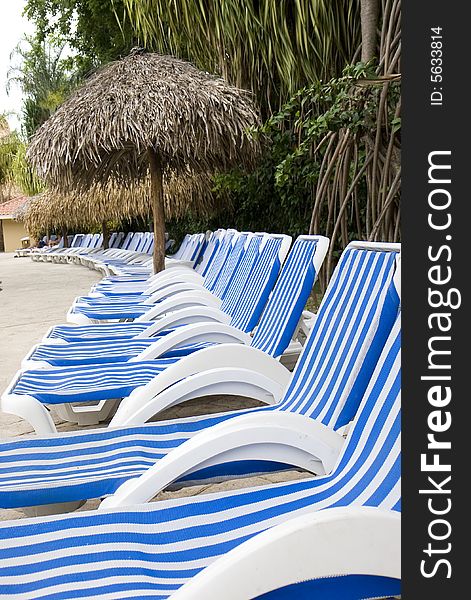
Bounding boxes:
[28,231,178,272]
[0,228,401,598]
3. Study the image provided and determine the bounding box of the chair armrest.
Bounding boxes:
[169,507,400,600]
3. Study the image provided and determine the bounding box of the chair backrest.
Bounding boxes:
[276,243,400,431]
[324,311,401,511]
[202,230,238,291]
[218,234,264,316]
[126,233,142,252]
[139,233,151,254]
[250,235,329,357]
[108,232,118,248]
[227,234,292,333]
[110,232,124,249]
[146,234,155,255]
[195,230,224,276]
[170,234,191,260]
[210,232,249,298]
[69,234,82,248]
[120,232,134,250]
[186,234,200,261]
[79,234,92,248]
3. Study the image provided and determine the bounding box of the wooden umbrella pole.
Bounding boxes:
[102,220,109,249]
[148,147,166,273]
[62,227,69,248]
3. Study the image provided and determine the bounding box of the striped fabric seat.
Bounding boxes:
[26,236,282,366]
[47,322,155,342]
[0,317,401,599]
[84,230,243,302]
[12,360,179,404]
[71,303,151,320]
[68,233,254,322]
[10,244,397,407]
[0,246,399,509]
[27,339,166,367]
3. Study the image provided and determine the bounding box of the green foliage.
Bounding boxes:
[7,38,77,137]
[121,0,361,115]
[0,130,44,195]
[24,0,136,75]
[176,65,401,242]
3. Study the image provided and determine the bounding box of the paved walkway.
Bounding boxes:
[0,252,308,520]
[0,252,101,437]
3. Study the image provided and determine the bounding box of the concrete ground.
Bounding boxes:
[0,252,309,521]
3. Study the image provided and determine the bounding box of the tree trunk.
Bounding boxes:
[148,147,166,273]
[62,227,68,248]
[102,220,109,249]
[360,0,379,62]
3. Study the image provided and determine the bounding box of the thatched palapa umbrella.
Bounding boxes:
[17,173,220,243]
[27,50,261,271]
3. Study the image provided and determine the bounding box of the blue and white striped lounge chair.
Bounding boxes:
[21,233,263,363]
[97,229,230,284]
[47,230,238,339]
[0,314,401,599]
[95,233,154,274]
[74,231,127,268]
[78,229,239,304]
[71,232,135,268]
[78,229,236,304]
[30,234,70,262]
[20,235,326,372]
[91,229,226,294]
[67,230,235,307]
[51,233,103,263]
[34,230,233,345]
[0,244,399,514]
[55,232,106,264]
[30,231,274,349]
[1,233,299,432]
[20,232,271,364]
[64,232,282,325]
[102,233,205,278]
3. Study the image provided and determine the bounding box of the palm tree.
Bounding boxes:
[119,0,361,114]
[7,38,77,138]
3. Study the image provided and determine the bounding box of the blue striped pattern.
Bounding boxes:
[200,231,236,291]
[45,237,314,346]
[12,360,179,404]
[68,233,258,321]
[73,231,239,309]
[29,237,300,364]
[20,236,280,369]
[71,303,151,320]
[277,248,399,428]
[0,317,401,599]
[27,340,163,366]
[194,232,220,276]
[2,247,399,511]
[11,247,397,410]
[226,237,283,332]
[210,233,248,297]
[47,322,154,342]
[250,237,317,354]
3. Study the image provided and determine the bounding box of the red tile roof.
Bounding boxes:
[0,195,29,218]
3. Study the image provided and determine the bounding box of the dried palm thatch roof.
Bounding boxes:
[19,173,218,237]
[27,50,260,272]
[27,50,261,190]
